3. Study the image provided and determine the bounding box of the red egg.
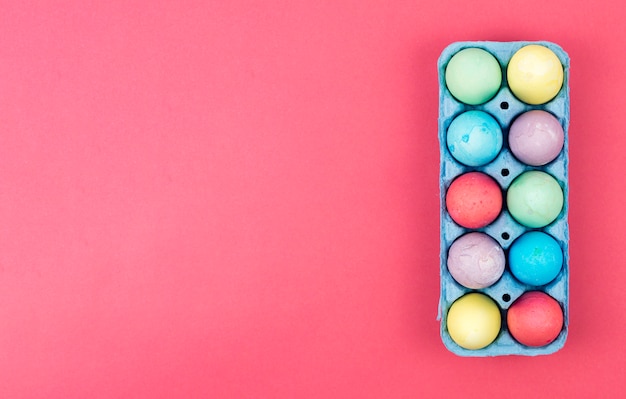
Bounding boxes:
[507,291,564,347]
[445,172,502,228]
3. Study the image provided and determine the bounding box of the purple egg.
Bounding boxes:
[447,232,505,289]
[508,110,564,166]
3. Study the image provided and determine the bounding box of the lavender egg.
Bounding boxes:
[508,110,564,166]
[447,232,505,289]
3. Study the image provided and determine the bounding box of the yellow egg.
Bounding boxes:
[507,45,564,105]
[446,293,501,350]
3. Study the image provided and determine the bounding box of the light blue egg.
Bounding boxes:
[508,231,563,286]
[446,110,503,166]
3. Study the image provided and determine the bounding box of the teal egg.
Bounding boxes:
[446,110,502,166]
[509,232,563,286]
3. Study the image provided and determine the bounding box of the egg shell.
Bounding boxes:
[506,170,564,228]
[509,110,564,166]
[446,293,502,350]
[507,291,564,347]
[507,44,564,105]
[508,231,563,286]
[446,110,503,167]
[447,232,505,289]
[445,172,502,229]
[444,47,502,105]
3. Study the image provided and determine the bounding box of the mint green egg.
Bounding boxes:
[445,48,502,105]
[506,171,564,228]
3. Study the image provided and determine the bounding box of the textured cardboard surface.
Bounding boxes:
[439,42,570,356]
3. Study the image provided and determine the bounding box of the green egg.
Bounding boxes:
[445,48,502,105]
[506,171,564,228]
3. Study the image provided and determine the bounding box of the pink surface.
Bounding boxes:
[0,1,624,398]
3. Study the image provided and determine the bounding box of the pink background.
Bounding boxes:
[1,1,624,397]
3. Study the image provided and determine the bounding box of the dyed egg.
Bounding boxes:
[446,110,503,167]
[447,293,501,350]
[506,171,563,228]
[507,45,564,105]
[445,48,502,105]
[447,232,505,289]
[509,232,563,286]
[446,172,502,229]
[509,110,564,166]
[507,291,563,347]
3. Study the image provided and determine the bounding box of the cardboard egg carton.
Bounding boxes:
[437,41,570,356]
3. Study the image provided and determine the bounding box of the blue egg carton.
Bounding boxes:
[437,41,570,356]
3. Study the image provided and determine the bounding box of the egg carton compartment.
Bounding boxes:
[438,41,570,356]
